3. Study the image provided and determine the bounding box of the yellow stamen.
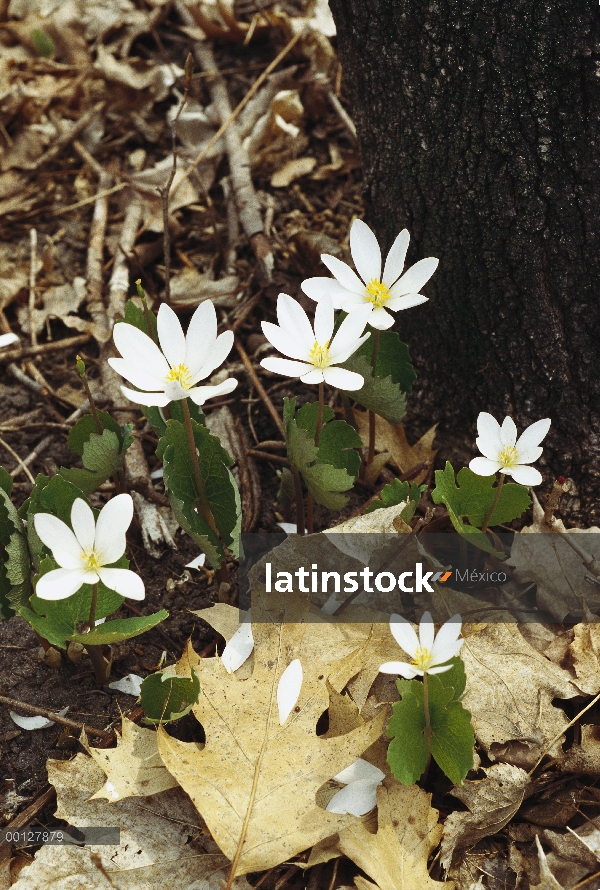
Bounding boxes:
[165,363,192,391]
[498,445,518,468]
[365,278,391,308]
[81,548,102,572]
[412,645,433,671]
[308,340,331,369]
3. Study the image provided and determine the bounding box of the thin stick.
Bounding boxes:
[9,434,54,480]
[25,101,105,172]
[28,228,38,347]
[528,690,600,776]
[76,356,103,434]
[0,694,113,740]
[367,329,380,466]
[0,333,91,363]
[481,472,505,534]
[0,435,35,484]
[235,339,285,437]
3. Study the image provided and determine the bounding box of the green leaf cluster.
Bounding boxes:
[364,478,426,522]
[340,330,415,425]
[387,658,474,786]
[0,473,31,619]
[140,669,200,724]
[157,418,241,569]
[284,398,362,510]
[60,409,133,494]
[432,462,529,555]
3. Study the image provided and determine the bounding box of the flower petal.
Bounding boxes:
[350,219,381,284]
[506,464,543,486]
[108,674,144,696]
[476,412,503,457]
[328,332,370,365]
[71,499,96,552]
[320,254,365,294]
[193,330,235,380]
[221,617,254,673]
[384,294,428,312]
[339,292,370,311]
[418,611,435,652]
[430,614,462,662]
[382,229,410,286]
[500,415,518,448]
[260,357,314,378]
[369,306,395,330]
[157,303,186,368]
[35,567,89,600]
[261,321,309,360]
[94,493,133,565]
[98,567,145,600]
[301,369,326,384]
[277,658,302,725]
[322,366,364,390]
[185,300,217,376]
[34,513,83,569]
[427,664,454,675]
[389,613,419,657]
[120,386,170,407]
[329,306,371,362]
[313,294,334,345]
[469,457,502,476]
[277,294,315,350]
[107,358,165,391]
[378,661,419,678]
[188,377,238,405]
[390,257,438,296]
[516,444,543,465]
[333,758,385,784]
[515,418,551,454]
[113,322,169,377]
[431,640,464,665]
[326,779,379,816]
[301,277,351,308]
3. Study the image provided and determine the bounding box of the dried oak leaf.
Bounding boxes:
[11,752,249,890]
[157,585,386,876]
[440,763,530,870]
[531,836,566,890]
[567,616,600,694]
[81,718,178,802]
[337,781,453,890]
[353,414,438,485]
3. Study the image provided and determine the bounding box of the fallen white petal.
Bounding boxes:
[333,758,386,784]
[108,674,144,696]
[10,707,68,730]
[150,466,164,480]
[185,553,206,570]
[221,617,254,673]
[277,522,297,535]
[277,658,303,724]
[0,333,19,348]
[326,778,381,816]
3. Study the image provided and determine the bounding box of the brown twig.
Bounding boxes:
[0,786,57,861]
[0,695,114,740]
[0,333,92,363]
[235,339,285,437]
[9,434,54,480]
[24,101,105,172]
[28,228,38,348]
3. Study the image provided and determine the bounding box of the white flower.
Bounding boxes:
[260,293,370,390]
[379,611,463,678]
[108,301,237,408]
[469,413,551,486]
[34,494,144,601]
[301,219,438,331]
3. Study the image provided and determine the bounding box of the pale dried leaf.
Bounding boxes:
[271,157,317,187]
[169,268,241,308]
[338,781,454,890]
[567,618,600,694]
[530,836,566,890]
[353,413,438,485]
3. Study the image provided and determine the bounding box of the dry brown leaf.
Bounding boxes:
[567,618,600,694]
[82,718,178,802]
[17,279,87,336]
[11,752,250,890]
[168,268,241,308]
[559,724,600,775]
[271,157,317,187]
[338,781,454,890]
[353,412,438,485]
[530,836,566,890]
[440,764,530,870]
[157,585,386,876]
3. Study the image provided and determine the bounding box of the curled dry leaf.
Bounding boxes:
[17,279,87,336]
[82,719,178,801]
[271,157,317,188]
[530,836,566,890]
[157,586,386,876]
[338,781,454,890]
[353,414,438,485]
[567,616,600,694]
[440,763,530,870]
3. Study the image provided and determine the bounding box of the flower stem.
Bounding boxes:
[306,383,325,534]
[292,465,305,536]
[86,583,110,685]
[422,671,432,782]
[181,398,221,542]
[367,329,380,466]
[88,582,99,629]
[76,356,103,435]
[481,472,505,534]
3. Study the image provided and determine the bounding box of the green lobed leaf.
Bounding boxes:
[0,564,13,620]
[60,429,125,495]
[339,353,407,425]
[0,467,12,496]
[26,475,87,570]
[68,611,168,646]
[296,402,362,478]
[365,479,426,517]
[157,418,239,568]
[140,669,200,724]
[356,330,417,393]
[387,662,474,786]
[284,398,357,510]
[68,410,123,456]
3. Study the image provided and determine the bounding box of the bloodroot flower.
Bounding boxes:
[34,494,144,601]
[301,219,438,330]
[469,413,551,486]
[379,612,463,678]
[108,301,237,408]
[260,293,371,390]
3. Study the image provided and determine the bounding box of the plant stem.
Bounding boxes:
[367,329,380,466]
[181,399,220,539]
[340,391,357,429]
[306,383,325,534]
[88,582,99,629]
[422,671,432,782]
[86,584,110,684]
[481,472,505,534]
[76,356,103,435]
[292,465,305,536]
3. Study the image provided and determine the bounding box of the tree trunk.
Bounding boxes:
[328,0,600,523]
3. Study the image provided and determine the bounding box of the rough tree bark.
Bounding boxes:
[328,0,600,523]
